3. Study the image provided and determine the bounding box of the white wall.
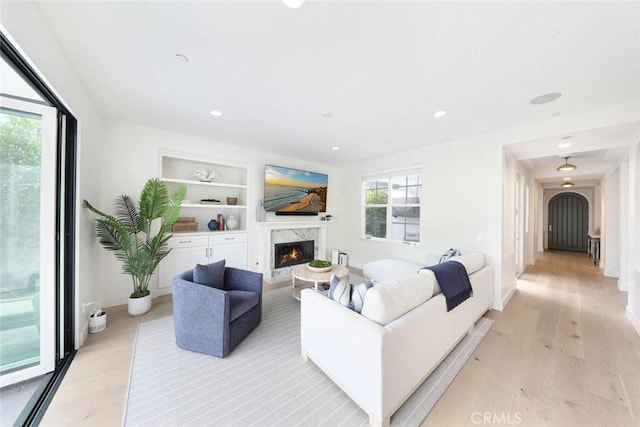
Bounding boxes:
[603,168,621,278]
[1,3,105,348]
[334,138,505,310]
[95,121,339,307]
[627,141,640,334]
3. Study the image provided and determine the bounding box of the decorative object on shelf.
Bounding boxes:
[200,198,221,204]
[256,199,265,222]
[208,219,219,231]
[307,259,333,273]
[217,213,225,230]
[227,196,238,205]
[226,214,238,230]
[325,214,332,221]
[83,178,186,316]
[556,156,577,172]
[193,169,218,182]
[173,217,198,232]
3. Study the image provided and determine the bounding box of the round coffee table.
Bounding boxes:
[291,263,349,300]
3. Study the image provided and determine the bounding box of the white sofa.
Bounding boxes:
[300,254,493,427]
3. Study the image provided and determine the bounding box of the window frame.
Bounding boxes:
[362,167,422,245]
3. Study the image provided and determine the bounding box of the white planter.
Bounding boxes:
[128,294,151,316]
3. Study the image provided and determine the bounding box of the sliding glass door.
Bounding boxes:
[0,96,57,386]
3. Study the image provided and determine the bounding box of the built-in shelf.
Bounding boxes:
[159,149,249,233]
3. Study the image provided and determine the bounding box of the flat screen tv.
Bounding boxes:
[264,164,328,214]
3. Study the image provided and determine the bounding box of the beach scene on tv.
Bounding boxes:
[264,165,327,213]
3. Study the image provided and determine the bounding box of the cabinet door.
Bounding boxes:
[211,243,248,270]
[158,246,209,290]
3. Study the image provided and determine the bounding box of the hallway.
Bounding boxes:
[425,250,640,426]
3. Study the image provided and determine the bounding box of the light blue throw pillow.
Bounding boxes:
[193,259,226,289]
[351,279,373,313]
[328,274,351,307]
[328,275,373,313]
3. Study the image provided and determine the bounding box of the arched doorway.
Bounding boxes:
[548,192,589,252]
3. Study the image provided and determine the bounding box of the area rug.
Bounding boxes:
[124,286,493,426]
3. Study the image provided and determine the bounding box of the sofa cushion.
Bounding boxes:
[419,252,485,295]
[363,258,424,282]
[360,273,436,325]
[447,252,484,275]
[328,274,351,306]
[227,290,259,322]
[193,259,226,289]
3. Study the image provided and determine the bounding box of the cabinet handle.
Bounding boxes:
[224,237,235,241]
[179,240,192,244]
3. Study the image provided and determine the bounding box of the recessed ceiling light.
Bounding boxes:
[530,92,562,105]
[210,110,223,117]
[563,177,572,181]
[331,146,340,151]
[433,110,447,118]
[558,142,572,149]
[282,0,306,9]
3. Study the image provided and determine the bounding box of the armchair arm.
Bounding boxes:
[173,277,230,356]
[224,267,263,295]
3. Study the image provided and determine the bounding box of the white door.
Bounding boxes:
[0,97,57,387]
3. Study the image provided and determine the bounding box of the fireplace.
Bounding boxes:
[274,240,315,269]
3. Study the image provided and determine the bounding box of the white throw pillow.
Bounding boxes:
[360,273,436,325]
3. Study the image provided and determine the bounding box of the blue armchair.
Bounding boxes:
[173,265,263,358]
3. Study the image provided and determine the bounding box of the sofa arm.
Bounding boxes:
[301,289,387,422]
[224,267,263,295]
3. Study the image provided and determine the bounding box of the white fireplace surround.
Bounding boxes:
[257,221,328,283]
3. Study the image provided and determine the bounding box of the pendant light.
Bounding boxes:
[556,156,577,172]
[561,181,574,188]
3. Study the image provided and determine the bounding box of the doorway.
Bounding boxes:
[548,192,589,252]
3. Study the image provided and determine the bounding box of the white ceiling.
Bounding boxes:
[36,1,640,172]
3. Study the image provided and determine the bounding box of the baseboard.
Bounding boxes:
[501,286,517,310]
[617,278,628,292]
[626,306,640,336]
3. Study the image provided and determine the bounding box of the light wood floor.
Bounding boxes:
[41,252,639,426]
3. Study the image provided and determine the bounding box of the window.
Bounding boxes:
[363,170,421,243]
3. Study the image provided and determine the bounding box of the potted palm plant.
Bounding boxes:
[83,178,186,316]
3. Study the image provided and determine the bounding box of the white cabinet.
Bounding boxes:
[158,233,248,293]
[159,149,248,232]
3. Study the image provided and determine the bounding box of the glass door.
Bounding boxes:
[0,96,57,387]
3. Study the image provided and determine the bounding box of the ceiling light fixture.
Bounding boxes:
[530,92,562,105]
[556,156,577,172]
[557,142,572,149]
[282,0,306,9]
[433,110,447,118]
[563,177,572,181]
[321,112,333,118]
[210,110,223,117]
[561,181,575,188]
[331,146,340,151]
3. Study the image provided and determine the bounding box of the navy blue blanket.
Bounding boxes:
[421,261,473,311]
